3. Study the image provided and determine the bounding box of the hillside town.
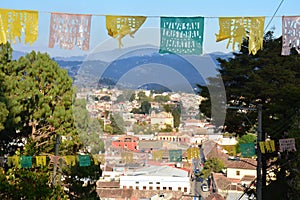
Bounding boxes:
[76,87,257,200]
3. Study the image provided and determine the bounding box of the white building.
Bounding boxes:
[120,165,190,193]
[226,158,257,180]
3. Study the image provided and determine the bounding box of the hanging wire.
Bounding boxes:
[264,0,285,32]
[0,6,288,19]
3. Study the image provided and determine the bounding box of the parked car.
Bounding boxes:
[194,168,201,176]
[201,183,209,192]
[196,176,203,182]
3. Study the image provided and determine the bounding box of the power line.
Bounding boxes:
[264,0,285,32]
[0,6,290,19]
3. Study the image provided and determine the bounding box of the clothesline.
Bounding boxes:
[2,7,290,18]
[1,7,300,56]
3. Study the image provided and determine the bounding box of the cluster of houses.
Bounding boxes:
[77,88,258,200]
[96,133,257,200]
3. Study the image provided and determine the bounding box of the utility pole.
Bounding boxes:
[226,104,264,200]
[52,134,60,186]
[256,104,263,200]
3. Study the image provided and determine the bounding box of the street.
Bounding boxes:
[191,178,210,200]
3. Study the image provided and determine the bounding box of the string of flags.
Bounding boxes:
[1,8,300,55]
[259,140,276,154]
[3,154,105,168]
[279,138,297,152]
[239,138,297,157]
[1,138,296,168]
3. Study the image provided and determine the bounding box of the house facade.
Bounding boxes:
[226,158,257,180]
[150,111,174,129]
[111,135,139,151]
[120,165,190,194]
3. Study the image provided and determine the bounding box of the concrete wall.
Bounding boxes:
[120,175,190,193]
[227,168,256,179]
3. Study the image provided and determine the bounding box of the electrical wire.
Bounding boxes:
[264,0,285,32]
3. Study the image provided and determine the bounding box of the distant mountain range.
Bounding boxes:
[12,47,233,92]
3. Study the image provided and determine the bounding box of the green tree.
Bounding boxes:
[132,122,159,135]
[137,91,152,102]
[236,133,256,154]
[73,98,105,154]
[0,44,99,199]
[163,104,181,128]
[140,101,151,114]
[110,113,125,134]
[131,107,140,114]
[198,32,300,199]
[154,95,170,102]
[160,124,174,132]
[201,158,224,179]
[100,95,111,101]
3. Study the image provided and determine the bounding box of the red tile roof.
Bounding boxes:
[226,158,257,170]
[96,188,133,198]
[212,173,244,192]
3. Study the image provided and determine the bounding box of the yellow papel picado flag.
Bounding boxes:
[106,15,146,48]
[0,9,38,45]
[216,17,265,55]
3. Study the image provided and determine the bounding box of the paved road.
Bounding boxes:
[191,179,210,200]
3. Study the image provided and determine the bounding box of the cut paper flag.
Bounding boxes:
[216,17,265,55]
[92,154,105,165]
[281,16,300,55]
[20,156,32,168]
[63,155,76,166]
[49,12,92,50]
[7,156,20,167]
[259,140,276,154]
[49,155,61,165]
[186,147,200,160]
[152,150,165,161]
[160,17,204,55]
[106,15,146,48]
[0,9,38,45]
[78,155,91,166]
[240,142,256,157]
[279,138,296,152]
[121,152,134,163]
[36,156,47,167]
[169,149,182,162]
[265,140,276,153]
[259,142,265,154]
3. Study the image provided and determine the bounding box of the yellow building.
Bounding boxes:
[150,111,173,129]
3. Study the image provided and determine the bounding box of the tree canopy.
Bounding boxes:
[198,32,300,199]
[0,43,100,199]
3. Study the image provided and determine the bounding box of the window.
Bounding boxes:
[149,182,153,184]
[156,182,160,184]
[149,186,153,190]
[156,186,160,190]
[129,186,133,189]
[236,171,240,176]
[184,187,187,192]
[178,187,181,191]
[136,186,139,190]
[168,187,172,190]
[163,187,167,190]
[143,186,146,190]
[135,181,139,184]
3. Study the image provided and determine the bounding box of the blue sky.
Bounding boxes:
[1,0,298,57]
